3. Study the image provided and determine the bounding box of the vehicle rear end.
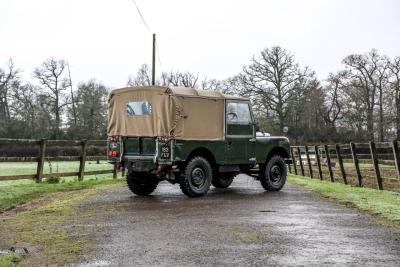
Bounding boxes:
[107,135,173,173]
[107,86,178,176]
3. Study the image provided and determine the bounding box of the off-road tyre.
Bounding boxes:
[260,155,287,191]
[180,156,212,197]
[126,172,158,196]
[211,173,235,188]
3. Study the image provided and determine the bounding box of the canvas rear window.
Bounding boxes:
[126,101,152,116]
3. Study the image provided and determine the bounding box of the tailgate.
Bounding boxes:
[124,137,156,158]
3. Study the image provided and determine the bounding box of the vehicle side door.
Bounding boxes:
[225,100,255,164]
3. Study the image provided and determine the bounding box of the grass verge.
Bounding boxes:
[0,253,23,267]
[0,177,122,213]
[0,161,119,213]
[0,181,123,266]
[288,174,400,225]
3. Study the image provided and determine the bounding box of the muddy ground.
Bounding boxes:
[69,175,400,267]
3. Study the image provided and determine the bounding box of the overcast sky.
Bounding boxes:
[1,0,399,88]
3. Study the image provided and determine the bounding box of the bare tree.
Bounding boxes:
[166,71,199,88]
[323,72,346,128]
[11,83,40,136]
[33,58,70,139]
[376,57,390,141]
[342,49,386,140]
[127,64,152,86]
[239,46,314,134]
[388,57,400,140]
[0,59,19,124]
[68,80,108,139]
[200,78,221,91]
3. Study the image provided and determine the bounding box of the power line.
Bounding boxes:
[130,0,163,73]
[131,0,151,33]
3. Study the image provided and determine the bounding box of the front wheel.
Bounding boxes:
[127,172,158,196]
[260,155,287,191]
[180,156,212,197]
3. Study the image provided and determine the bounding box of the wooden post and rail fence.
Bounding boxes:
[0,138,121,182]
[289,140,400,191]
[1,138,400,191]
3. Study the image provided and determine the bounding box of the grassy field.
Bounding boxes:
[0,161,123,212]
[288,174,400,225]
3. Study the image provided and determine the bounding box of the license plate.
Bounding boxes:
[160,145,170,159]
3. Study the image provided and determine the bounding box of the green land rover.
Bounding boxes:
[107,86,291,197]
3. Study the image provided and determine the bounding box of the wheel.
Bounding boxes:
[180,156,212,197]
[260,155,287,191]
[126,172,158,196]
[211,173,235,188]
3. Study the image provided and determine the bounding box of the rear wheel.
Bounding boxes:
[127,172,158,196]
[212,173,235,188]
[180,156,212,197]
[260,155,287,191]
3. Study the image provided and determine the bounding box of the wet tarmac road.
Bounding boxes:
[77,175,400,266]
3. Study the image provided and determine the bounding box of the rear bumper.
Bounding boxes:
[129,160,156,172]
[124,155,173,172]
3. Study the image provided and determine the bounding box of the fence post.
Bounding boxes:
[335,144,347,184]
[121,165,126,177]
[314,145,323,180]
[305,145,313,178]
[324,145,334,182]
[392,140,400,179]
[350,142,362,187]
[36,139,46,183]
[297,147,305,176]
[287,161,292,173]
[78,140,88,181]
[290,147,298,175]
[113,164,118,179]
[369,141,383,190]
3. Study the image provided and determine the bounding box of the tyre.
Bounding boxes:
[180,156,212,197]
[260,155,287,191]
[126,172,158,196]
[211,173,235,188]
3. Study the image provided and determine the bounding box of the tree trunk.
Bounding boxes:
[55,93,60,140]
[379,88,384,142]
[397,94,400,141]
[367,108,374,141]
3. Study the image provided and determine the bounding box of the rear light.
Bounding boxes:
[108,151,119,157]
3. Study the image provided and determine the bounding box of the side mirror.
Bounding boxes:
[283,126,289,134]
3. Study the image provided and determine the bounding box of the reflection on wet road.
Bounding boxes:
[78,175,400,266]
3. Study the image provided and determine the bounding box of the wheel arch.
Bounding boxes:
[186,147,217,170]
[266,146,290,162]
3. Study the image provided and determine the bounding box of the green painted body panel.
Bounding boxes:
[225,123,254,163]
[173,140,226,164]
[124,137,156,156]
[226,124,253,135]
[254,136,290,163]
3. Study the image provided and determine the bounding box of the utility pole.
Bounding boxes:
[67,62,77,127]
[152,33,156,85]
